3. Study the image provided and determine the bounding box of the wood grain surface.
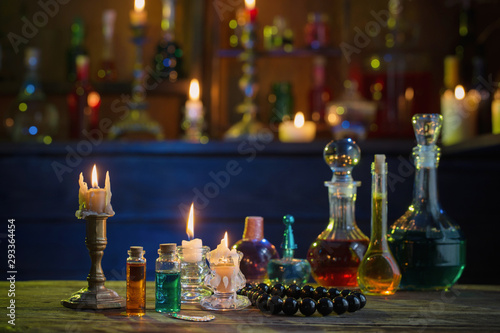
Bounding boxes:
[1,281,499,332]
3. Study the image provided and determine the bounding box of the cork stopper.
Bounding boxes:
[242,216,264,240]
[374,154,386,174]
[129,246,144,257]
[159,243,177,254]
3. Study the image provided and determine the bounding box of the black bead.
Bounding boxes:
[351,292,367,309]
[251,291,264,306]
[257,283,270,294]
[300,285,315,299]
[247,290,255,301]
[312,287,328,301]
[327,288,341,299]
[285,284,301,299]
[340,289,351,297]
[316,297,334,316]
[332,296,349,315]
[257,293,271,312]
[267,295,284,315]
[299,297,317,316]
[345,295,361,312]
[282,297,299,316]
[270,284,285,297]
[245,283,254,289]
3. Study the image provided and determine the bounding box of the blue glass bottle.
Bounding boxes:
[267,215,311,286]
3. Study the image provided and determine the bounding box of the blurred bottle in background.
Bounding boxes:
[4,48,59,144]
[67,55,101,139]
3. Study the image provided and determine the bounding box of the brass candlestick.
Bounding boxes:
[61,215,125,309]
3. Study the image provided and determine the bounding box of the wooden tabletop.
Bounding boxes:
[2,281,500,332]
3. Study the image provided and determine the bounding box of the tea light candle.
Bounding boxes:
[185,79,203,122]
[181,203,203,262]
[441,85,480,146]
[279,111,316,142]
[212,232,238,292]
[130,0,147,26]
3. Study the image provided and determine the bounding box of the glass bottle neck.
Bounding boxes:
[412,150,440,214]
[371,169,388,251]
[321,182,366,240]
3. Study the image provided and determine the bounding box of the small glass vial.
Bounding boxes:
[155,243,181,313]
[267,215,311,286]
[357,155,401,295]
[232,216,279,284]
[126,246,146,316]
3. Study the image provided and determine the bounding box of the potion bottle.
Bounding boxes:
[307,138,369,288]
[232,216,279,284]
[357,155,401,295]
[267,215,311,286]
[126,246,146,316]
[388,114,466,290]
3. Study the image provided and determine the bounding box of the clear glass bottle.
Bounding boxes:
[67,55,101,139]
[232,216,279,284]
[307,139,369,288]
[4,47,59,143]
[388,114,466,290]
[155,243,181,313]
[357,155,401,295]
[267,215,311,286]
[126,246,146,316]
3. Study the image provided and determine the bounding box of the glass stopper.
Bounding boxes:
[281,215,297,252]
[412,114,443,146]
[323,138,360,182]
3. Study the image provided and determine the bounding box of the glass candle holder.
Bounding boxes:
[177,246,212,303]
[200,250,250,311]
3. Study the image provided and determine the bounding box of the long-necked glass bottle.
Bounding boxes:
[307,139,369,288]
[358,154,401,295]
[388,114,466,290]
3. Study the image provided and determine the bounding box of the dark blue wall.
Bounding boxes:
[1,138,499,284]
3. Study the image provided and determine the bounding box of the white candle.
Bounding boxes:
[87,165,106,213]
[211,232,238,292]
[130,0,147,26]
[492,89,500,134]
[279,111,316,142]
[441,85,480,146]
[181,203,203,262]
[185,79,203,121]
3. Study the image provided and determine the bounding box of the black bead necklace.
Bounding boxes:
[237,283,367,317]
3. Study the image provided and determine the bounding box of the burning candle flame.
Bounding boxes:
[223,232,228,248]
[186,203,194,240]
[189,79,200,101]
[454,85,465,100]
[294,112,305,128]
[91,165,99,188]
[245,0,255,10]
[135,0,145,12]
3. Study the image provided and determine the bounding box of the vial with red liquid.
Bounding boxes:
[307,139,369,288]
